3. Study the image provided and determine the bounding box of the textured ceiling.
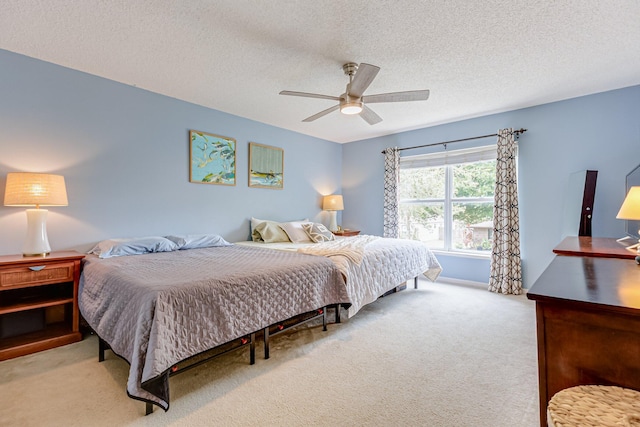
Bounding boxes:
[1,1,639,143]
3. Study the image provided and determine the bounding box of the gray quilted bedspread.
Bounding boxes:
[79,245,347,410]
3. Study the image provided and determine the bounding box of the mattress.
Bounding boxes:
[236,235,442,317]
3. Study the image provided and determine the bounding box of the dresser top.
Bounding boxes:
[527,255,640,313]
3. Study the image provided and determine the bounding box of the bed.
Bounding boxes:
[79,238,348,412]
[236,234,442,318]
[79,229,441,414]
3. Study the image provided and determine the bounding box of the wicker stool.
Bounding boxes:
[547,385,640,427]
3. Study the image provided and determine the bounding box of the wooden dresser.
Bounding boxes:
[527,237,640,426]
[0,251,85,360]
[552,236,637,259]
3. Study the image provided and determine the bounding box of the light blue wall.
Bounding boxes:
[0,49,342,255]
[2,48,638,289]
[343,85,640,287]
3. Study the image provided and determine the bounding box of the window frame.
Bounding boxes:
[399,145,497,257]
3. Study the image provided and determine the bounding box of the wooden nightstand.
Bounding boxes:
[332,229,360,237]
[0,251,85,361]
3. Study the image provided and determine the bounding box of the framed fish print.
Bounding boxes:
[189,130,236,185]
[249,142,284,189]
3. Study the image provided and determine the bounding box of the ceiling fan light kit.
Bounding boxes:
[280,62,430,125]
[340,100,363,115]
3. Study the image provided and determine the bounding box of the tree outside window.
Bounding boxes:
[399,158,495,254]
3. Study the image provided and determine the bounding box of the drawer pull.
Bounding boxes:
[28,266,46,271]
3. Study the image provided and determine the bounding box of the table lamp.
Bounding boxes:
[323,194,344,232]
[4,172,68,256]
[616,186,640,253]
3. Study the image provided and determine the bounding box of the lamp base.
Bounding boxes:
[23,209,51,257]
[617,235,640,253]
[328,211,339,232]
[22,252,51,258]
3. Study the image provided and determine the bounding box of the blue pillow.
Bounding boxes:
[88,236,179,258]
[165,234,232,250]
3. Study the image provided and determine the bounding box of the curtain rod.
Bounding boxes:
[381,128,527,154]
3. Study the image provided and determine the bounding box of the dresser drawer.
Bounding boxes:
[0,262,75,288]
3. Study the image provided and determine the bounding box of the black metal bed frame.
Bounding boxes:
[98,331,257,415]
[263,307,327,359]
[97,275,420,415]
[331,277,418,324]
[97,306,330,415]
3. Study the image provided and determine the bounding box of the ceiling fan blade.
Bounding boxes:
[363,90,430,104]
[348,63,380,98]
[360,105,383,125]
[302,104,340,122]
[279,90,341,101]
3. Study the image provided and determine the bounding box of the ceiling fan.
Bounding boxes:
[279,62,430,125]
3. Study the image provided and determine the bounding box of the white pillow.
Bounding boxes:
[280,221,314,243]
[88,236,178,259]
[165,234,232,250]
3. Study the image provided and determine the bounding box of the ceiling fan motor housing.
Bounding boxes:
[341,63,363,114]
[280,61,429,125]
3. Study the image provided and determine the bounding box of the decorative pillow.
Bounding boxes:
[165,234,232,250]
[250,217,309,241]
[252,221,291,243]
[303,223,336,243]
[88,236,179,259]
[280,221,314,243]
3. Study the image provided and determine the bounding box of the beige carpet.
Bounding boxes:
[0,281,539,426]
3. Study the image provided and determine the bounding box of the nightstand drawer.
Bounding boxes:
[0,262,75,288]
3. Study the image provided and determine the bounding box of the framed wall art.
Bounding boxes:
[189,130,236,185]
[249,142,284,189]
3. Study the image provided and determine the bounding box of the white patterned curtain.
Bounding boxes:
[488,129,523,294]
[383,147,400,238]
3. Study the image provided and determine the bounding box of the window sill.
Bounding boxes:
[431,249,491,260]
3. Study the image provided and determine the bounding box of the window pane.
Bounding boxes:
[452,160,495,198]
[452,202,494,252]
[399,166,445,200]
[399,203,444,249]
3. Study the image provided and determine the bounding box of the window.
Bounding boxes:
[398,146,496,255]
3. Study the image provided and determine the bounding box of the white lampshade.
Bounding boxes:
[4,173,68,256]
[4,173,68,207]
[322,195,344,211]
[617,187,640,220]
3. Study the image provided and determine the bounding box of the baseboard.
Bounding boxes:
[433,276,488,288]
[431,276,529,294]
